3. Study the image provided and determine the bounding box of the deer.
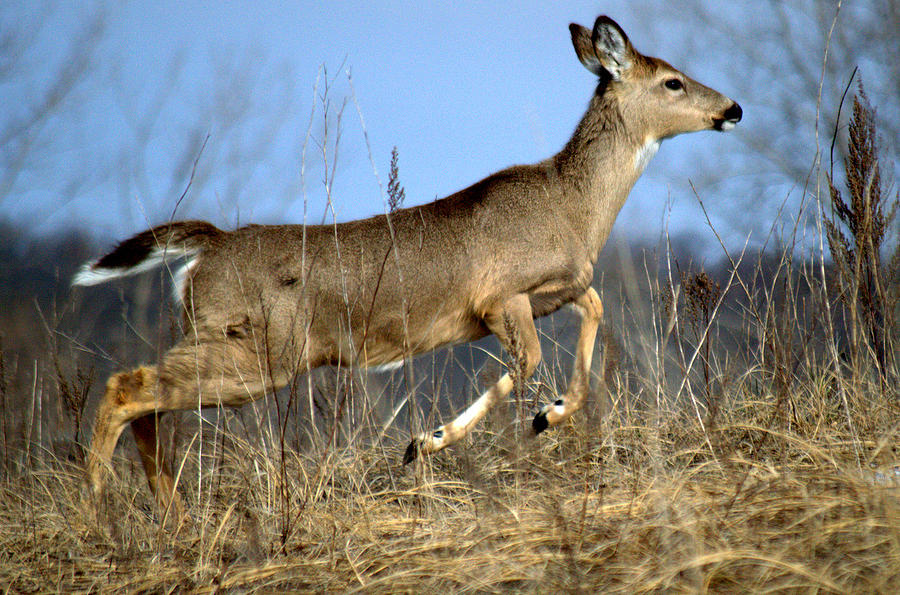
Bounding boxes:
[73,15,741,515]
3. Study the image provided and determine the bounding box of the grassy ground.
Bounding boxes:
[2,365,897,592]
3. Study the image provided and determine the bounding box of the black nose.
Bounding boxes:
[724,102,742,122]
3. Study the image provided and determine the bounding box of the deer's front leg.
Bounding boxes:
[404,293,541,464]
[532,287,603,433]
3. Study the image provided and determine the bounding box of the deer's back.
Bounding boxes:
[183,164,592,365]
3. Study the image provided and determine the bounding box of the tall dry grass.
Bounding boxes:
[1,366,897,592]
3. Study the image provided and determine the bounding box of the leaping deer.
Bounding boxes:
[74,16,741,514]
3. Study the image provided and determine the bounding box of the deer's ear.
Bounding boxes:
[591,16,635,81]
[570,23,605,77]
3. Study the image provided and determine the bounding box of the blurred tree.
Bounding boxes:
[0,2,106,207]
[0,1,306,237]
[657,0,898,243]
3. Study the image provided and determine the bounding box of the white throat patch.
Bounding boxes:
[634,139,661,174]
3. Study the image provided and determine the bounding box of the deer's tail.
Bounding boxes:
[73,220,222,287]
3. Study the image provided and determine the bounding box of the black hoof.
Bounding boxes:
[532,410,549,435]
[402,438,419,465]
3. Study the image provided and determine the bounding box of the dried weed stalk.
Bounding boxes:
[825,83,899,385]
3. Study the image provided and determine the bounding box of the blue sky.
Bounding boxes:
[2,1,895,255]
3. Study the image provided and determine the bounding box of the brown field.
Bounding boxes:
[1,376,898,593]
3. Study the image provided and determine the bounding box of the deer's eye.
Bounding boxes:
[664,78,683,91]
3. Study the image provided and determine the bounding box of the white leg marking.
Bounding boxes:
[420,373,515,454]
[365,360,405,373]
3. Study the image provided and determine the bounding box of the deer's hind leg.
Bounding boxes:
[87,336,295,513]
[130,412,180,517]
[87,365,160,505]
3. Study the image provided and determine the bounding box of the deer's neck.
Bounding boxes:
[552,90,652,259]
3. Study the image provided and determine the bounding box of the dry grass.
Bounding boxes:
[2,371,897,593]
